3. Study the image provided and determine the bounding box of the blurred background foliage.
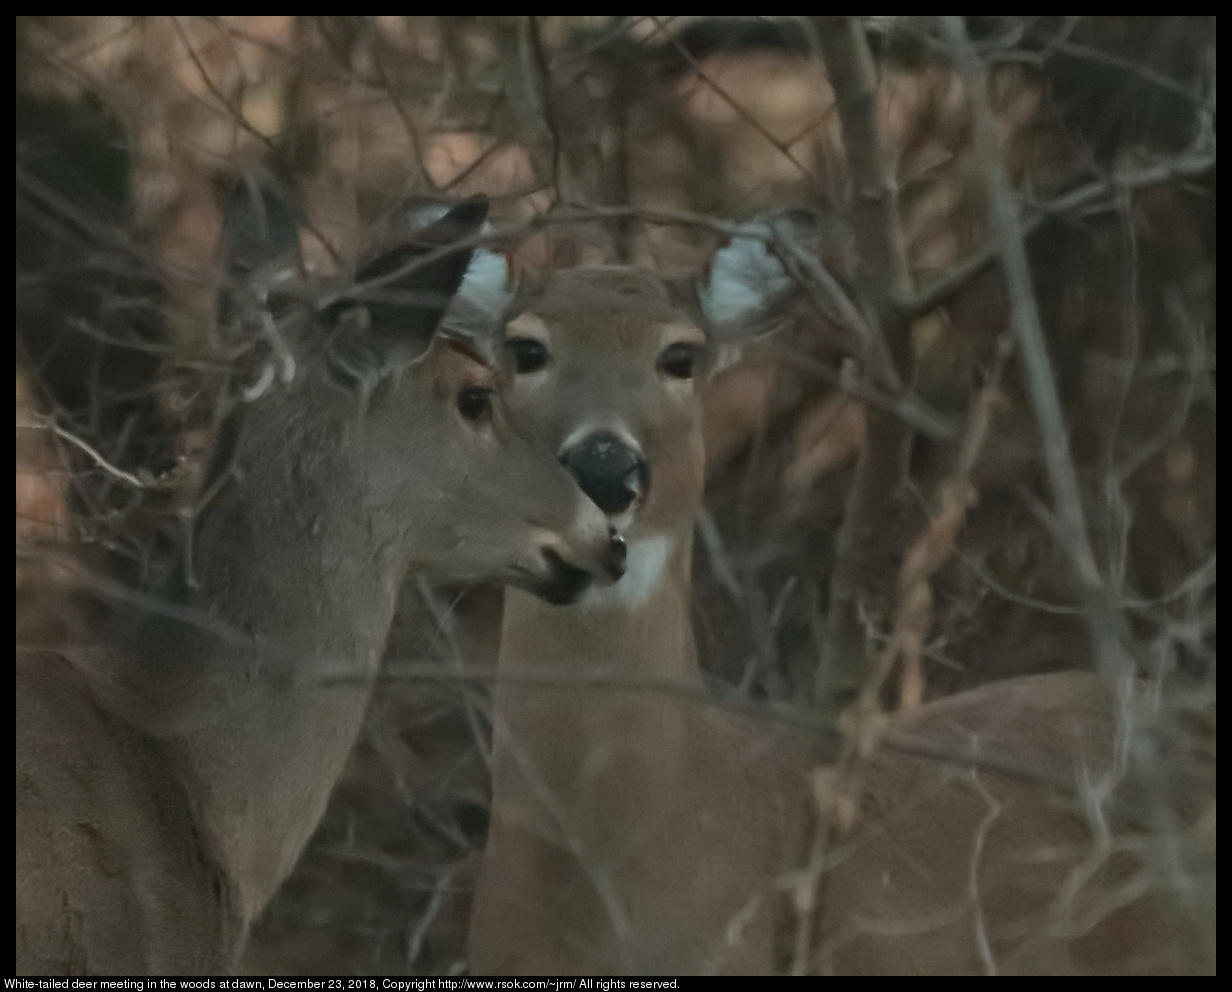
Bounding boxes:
[17,16,1215,974]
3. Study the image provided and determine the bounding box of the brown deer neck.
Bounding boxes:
[114,375,407,927]
[499,526,699,677]
[491,527,701,842]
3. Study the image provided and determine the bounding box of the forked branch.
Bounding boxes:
[812,17,919,715]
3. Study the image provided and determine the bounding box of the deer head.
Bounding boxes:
[208,186,627,610]
[423,214,806,601]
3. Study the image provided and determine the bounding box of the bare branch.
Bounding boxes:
[814,17,914,302]
[812,17,921,715]
[18,418,147,490]
[940,16,1130,683]
[649,16,816,181]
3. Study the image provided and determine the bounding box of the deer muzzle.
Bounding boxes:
[560,432,649,517]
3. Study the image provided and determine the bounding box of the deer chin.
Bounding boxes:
[579,533,673,609]
[606,500,643,535]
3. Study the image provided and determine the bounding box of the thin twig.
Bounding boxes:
[171,17,277,153]
[523,17,565,202]
[813,17,920,714]
[940,16,1129,683]
[903,149,1216,317]
[18,419,146,490]
[648,16,816,181]
[815,17,914,302]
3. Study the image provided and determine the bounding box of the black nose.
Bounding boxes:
[560,432,648,515]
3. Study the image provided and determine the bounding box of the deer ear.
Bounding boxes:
[405,198,516,353]
[441,245,516,357]
[221,177,301,278]
[699,209,818,344]
[218,178,303,327]
[324,197,488,392]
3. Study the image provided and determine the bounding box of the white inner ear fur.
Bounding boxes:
[457,250,513,324]
[406,204,513,342]
[700,231,792,341]
[406,202,453,229]
[441,249,513,341]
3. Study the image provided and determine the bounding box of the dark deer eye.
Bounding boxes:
[507,338,549,374]
[457,386,493,422]
[657,343,698,380]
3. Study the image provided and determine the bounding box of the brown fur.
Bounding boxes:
[16,267,618,974]
[468,268,1215,975]
[820,673,1215,974]
[470,268,818,973]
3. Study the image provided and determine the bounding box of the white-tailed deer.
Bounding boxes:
[15,193,626,975]
[461,226,1215,974]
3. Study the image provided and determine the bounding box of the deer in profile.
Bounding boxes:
[456,221,1214,974]
[15,191,626,975]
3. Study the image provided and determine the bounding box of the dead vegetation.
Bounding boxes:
[16,16,1215,975]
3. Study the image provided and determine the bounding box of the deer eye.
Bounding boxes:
[457,386,493,422]
[657,343,698,380]
[507,338,550,374]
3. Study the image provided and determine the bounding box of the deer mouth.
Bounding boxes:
[529,549,596,605]
[514,527,627,604]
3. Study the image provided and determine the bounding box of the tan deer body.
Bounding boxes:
[467,266,818,974]
[16,198,623,974]
[818,671,1214,975]
[463,243,1213,974]
[481,537,817,974]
